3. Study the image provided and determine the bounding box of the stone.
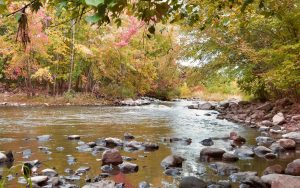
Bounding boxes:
[82,180,121,188]
[240,176,267,188]
[258,126,270,132]
[143,142,159,151]
[101,149,123,165]
[179,176,207,188]
[285,159,300,175]
[229,171,258,182]
[270,142,285,153]
[30,176,48,185]
[222,153,238,162]
[263,164,284,175]
[255,136,273,145]
[124,141,143,151]
[41,168,58,177]
[124,132,134,140]
[139,181,150,188]
[209,162,239,176]
[87,142,96,148]
[292,115,300,121]
[0,152,7,163]
[261,174,300,188]
[36,135,51,141]
[164,168,182,176]
[272,112,285,125]
[161,155,185,169]
[68,135,80,140]
[76,144,92,152]
[198,102,215,110]
[200,148,225,161]
[75,166,91,174]
[234,147,254,159]
[282,132,300,143]
[278,139,296,150]
[105,137,123,147]
[200,138,214,146]
[264,153,277,160]
[118,162,138,173]
[256,103,273,112]
[56,147,64,151]
[253,146,272,157]
[260,120,274,127]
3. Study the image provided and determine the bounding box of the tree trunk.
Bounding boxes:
[68,19,76,92]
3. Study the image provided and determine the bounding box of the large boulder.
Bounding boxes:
[285,159,300,175]
[263,164,284,175]
[200,148,225,161]
[278,139,296,150]
[179,176,207,188]
[209,162,239,176]
[161,155,185,169]
[101,149,123,165]
[261,174,300,188]
[272,112,285,125]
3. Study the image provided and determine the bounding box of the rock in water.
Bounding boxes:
[282,132,300,143]
[261,174,300,188]
[41,168,58,177]
[200,138,214,146]
[263,164,284,175]
[179,176,207,188]
[200,148,225,161]
[82,180,120,188]
[161,155,185,169]
[278,139,296,150]
[118,162,138,173]
[222,153,239,162]
[0,152,7,163]
[68,135,80,140]
[36,135,51,141]
[101,149,123,165]
[285,159,300,176]
[209,162,239,176]
[30,176,48,185]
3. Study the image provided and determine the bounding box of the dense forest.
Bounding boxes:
[0,0,299,101]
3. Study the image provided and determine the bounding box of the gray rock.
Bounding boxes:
[41,168,58,177]
[75,166,91,174]
[253,146,272,157]
[282,132,300,143]
[255,136,273,145]
[76,144,92,152]
[240,176,267,188]
[229,171,258,182]
[0,152,7,163]
[118,162,138,173]
[258,126,269,132]
[30,176,48,185]
[209,162,239,176]
[270,142,285,153]
[179,176,207,188]
[161,155,185,169]
[36,135,51,141]
[234,147,254,159]
[139,181,150,188]
[272,112,285,125]
[200,138,214,146]
[105,137,123,147]
[164,168,182,176]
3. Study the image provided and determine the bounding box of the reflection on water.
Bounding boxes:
[0,101,299,187]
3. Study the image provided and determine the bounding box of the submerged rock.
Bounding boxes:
[124,132,135,140]
[253,146,272,157]
[0,152,7,163]
[179,176,207,188]
[240,176,267,188]
[36,135,51,141]
[139,181,151,188]
[234,147,254,159]
[222,153,238,162]
[161,155,185,169]
[229,171,258,182]
[41,168,58,177]
[164,168,182,176]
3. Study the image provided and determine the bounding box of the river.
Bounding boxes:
[0,101,299,187]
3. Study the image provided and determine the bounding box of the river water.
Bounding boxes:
[0,101,298,187]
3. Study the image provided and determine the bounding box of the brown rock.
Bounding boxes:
[278,139,296,150]
[285,159,300,175]
[263,164,284,175]
[101,149,123,165]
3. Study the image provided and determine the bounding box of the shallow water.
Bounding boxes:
[0,101,299,187]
